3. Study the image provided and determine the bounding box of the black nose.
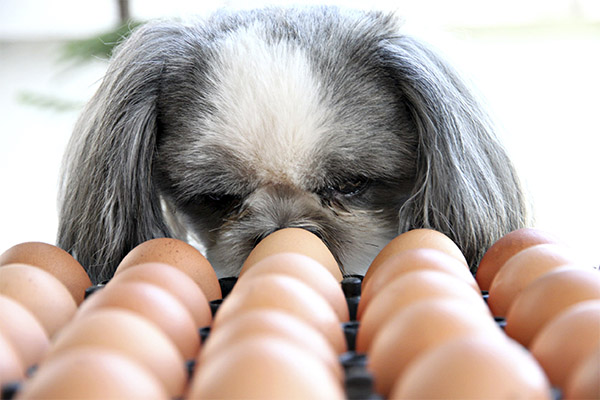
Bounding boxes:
[251,225,323,248]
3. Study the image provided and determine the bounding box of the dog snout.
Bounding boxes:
[246,183,328,242]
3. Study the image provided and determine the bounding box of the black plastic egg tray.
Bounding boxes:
[2,274,562,400]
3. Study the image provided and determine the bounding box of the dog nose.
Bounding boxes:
[251,225,323,249]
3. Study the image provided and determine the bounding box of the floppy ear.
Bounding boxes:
[382,35,530,271]
[57,23,184,283]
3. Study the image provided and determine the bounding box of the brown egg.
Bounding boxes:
[356,270,488,352]
[109,262,212,328]
[0,331,24,386]
[488,244,580,317]
[476,227,559,291]
[213,273,346,354]
[563,347,600,400]
[188,336,344,400]
[200,309,343,382]
[17,348,169,399]
[116,238,221,301]
[0,294,49,369]
[45,309,187,397]
[368,298,503,397]
[76,280,200,359]
[240,228,342,281]
[359,249,478,318]
[505,268,600,347]
[0,242,92,305]
[0,264,77,337]
[390,335,552,399]
[235,253,348,321]
[529,300,600,389]
[363,229,467,289]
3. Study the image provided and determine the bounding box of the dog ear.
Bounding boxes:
[382,35,530,270]
[57,23,183,283]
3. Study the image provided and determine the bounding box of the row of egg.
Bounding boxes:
[188,228,350,398]
[0,242,92,385]
[476,228,600,398]
[349,229,551,398]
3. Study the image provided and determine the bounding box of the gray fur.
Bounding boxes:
[57,6,529,283]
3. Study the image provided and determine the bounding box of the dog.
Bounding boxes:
[57,6,530,283]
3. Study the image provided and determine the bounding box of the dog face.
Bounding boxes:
[58,7,529,282]
[153,21,418,276]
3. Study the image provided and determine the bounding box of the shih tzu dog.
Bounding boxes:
[57,6,529,283]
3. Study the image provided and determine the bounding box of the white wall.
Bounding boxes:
[1,0,599,267]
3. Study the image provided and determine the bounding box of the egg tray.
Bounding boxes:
[2,275,561,400]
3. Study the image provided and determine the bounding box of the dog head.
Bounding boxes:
[58,7,529,282]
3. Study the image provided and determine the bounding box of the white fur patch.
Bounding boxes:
[205,26,332,187]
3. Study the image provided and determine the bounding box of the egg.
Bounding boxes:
[390,335,552,399]
[359,248,478,318]
[0,264,77,337]
[368,298,503,397]
[188,336,344,400]
[16,348,169,399]
[362,229,468,289]
[109,262,212,328]
[44,309,187,397]
[505,268,600,347]
[200,309,343,382]
[356,270,488,352]
[235,253,348,321]
[475,227,559,291]
[0,331,24,386]
[529,300,600,389]
[487,243,580,317]
[213,273,346,354]
[0,294,49,369]
[563,347,600,400]
[115,238,221,301]
[76,280,200,359]
[0,242,92,305]
[240,228,343,281]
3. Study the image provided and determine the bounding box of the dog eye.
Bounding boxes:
[205,193,242,205]
[329,178,370,197]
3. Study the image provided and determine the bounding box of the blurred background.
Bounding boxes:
[1,0,599,267]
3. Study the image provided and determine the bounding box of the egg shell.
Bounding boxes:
[363,229,467,289]
[200,309,343,382]
[0,264,77,337]
[76,280,200,359]
[45,309,188,397]
[213,273,346,354]
[359,248,478,319]
[390,335,552,399]
[16,347,169,399]
[505,268,600,347]
[235,253,348,321]
[189,336,344,400]
[563,347,600,400]
[475,227,559,291]
[0,331,24,386]
[109,262,212,328]
[240,228,342,281]
[368,298,502,397]
[529,300,600,389]
[0,294,49,369]
[487,244,580,317]
[116,238,221,301]
[356,270,488,353]
[0,242,92,305]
